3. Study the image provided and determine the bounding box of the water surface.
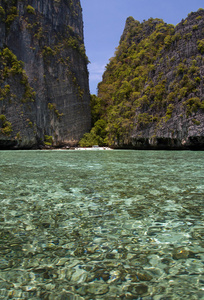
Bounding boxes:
[0,150,203,299]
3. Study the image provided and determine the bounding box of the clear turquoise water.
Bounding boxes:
[0,150,203,300]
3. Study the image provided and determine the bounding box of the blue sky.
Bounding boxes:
[80,0,204,94]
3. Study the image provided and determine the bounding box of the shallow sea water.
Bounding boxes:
[0,150,203,300]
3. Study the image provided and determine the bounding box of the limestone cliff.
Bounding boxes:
[0,0,91,149]
[84,9,204,150]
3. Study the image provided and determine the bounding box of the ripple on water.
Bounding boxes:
[0,150,203,299]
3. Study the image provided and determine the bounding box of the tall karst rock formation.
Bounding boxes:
[95,10,204,150]
[0,0,91,149]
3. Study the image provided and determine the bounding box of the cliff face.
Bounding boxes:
[93,10,204,150]
[0,0,91,149]
[133,10,204,150]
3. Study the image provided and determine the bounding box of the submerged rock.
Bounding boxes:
[127,283,149,295]
[172,247,199,260]
[87,282,109,295]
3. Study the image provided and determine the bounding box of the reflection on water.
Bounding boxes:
[0,150,203,299]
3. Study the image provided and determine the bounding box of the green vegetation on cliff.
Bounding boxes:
[80,10,204,149]
[0,114,12,135]
[0,47,36,139]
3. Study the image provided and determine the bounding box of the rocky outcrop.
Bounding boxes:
[131,11,204,150]
[96,10,204,150]
[0,0,91,149]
